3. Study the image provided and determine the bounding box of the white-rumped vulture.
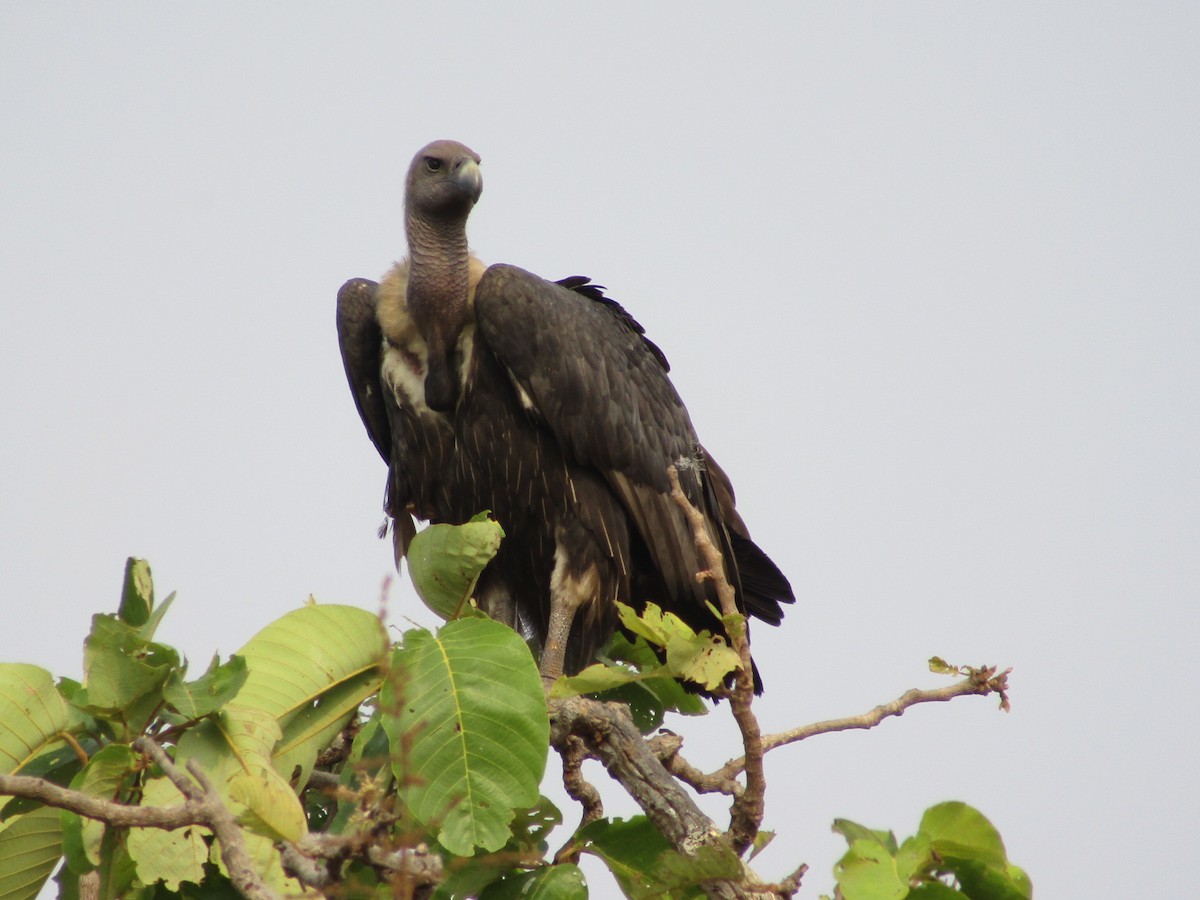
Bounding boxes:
[337,140,793,690]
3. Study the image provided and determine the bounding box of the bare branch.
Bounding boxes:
[0,770,201,830]
[668,466,765,855]
[650,732,742,798]
[711,666,1013,783]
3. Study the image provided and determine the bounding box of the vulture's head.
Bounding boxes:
[405,139,482,222]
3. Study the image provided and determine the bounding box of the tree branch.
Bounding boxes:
[0,737,282,900]
[710,666,1013,783]
[549,695,776,899]
[668,466,765,855]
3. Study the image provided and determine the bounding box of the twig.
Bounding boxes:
[650,732,742,798]
[562,735,604,827]
[709,666,1013,783]
[668,466,765,855]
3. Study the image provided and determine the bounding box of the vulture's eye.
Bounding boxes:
[424,157,442,172]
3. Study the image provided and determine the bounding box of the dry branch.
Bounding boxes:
[667,465,766,855]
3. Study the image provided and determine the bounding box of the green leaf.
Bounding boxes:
[919,801,1008,870]
[549,661,643,698]
[0,805,63,900]
[219,705,306,843]
[928,656,960,676]
[407,513,505,620]
[598,633,706,729]
[118,557,155,628]
[898,830,934,881]
[832,818,899,854]
[139,590,177,642]
[0,663,72,776]
[579,815,670,893]
[650,843,742,898]
[383,617,548,855]
[748,829,774,863]
[615,602,740,691]
[946,858,1032,900]
[234,603,386,787]
[80,615,179,732]
[833,840,908,900]
[907,884,964,899]
[162,654,248,720]
[127,776,209,891]
[479,863,587,899]
[60,744,137,873]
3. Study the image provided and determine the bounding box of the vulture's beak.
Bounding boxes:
[454,157,483,204]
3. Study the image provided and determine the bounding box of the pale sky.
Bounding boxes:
[2,5,1196,898]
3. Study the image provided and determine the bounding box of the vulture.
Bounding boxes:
[337,140,793,689]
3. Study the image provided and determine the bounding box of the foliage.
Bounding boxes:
[0,526,1028,899]
[825,802,1031,900]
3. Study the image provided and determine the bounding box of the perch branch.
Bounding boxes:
[668,465,765,855]
[549,695,774,899]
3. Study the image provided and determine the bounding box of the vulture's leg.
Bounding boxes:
[541,541,599,687]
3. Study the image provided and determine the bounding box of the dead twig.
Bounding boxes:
[668,465,765,856]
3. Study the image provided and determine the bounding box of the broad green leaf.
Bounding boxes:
[650,844,742,898]
[480,863,587,900]
[832,818,899,854]
[234,603,386,786]
[907,884,964,899]
[80,615,179,734]
[946,858,1032,900]
[384,617,547,855]
[895,832,932,884]
[139,591,177,642]
[509,796,563,852]
[615,602,740,691]
[549,661,643,698]
[0,664,71,776]
[833,840,908,900]
[219,705,306,843]
[118,557,154,628]
[162,654,248,719]
[407,513,505,620]
[919,801,1008,870]
[172,703,307,844]
[579,816,703,899]
[127,776,209,890]
[600,633,706,728]
[0,805,63,900]
[274,667,382,789]
[60,744,137,873]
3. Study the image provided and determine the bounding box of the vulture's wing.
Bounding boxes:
[336,277,418,562]
[474,264,732,612]
[336,278,390,462]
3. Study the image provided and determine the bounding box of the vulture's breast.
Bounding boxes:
[376,256,488,414]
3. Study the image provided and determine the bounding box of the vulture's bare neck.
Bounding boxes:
[406,212,471,412]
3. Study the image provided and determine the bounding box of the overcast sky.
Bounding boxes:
[2,5,1196,898]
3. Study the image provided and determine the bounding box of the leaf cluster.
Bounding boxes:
[0,522,1030,900]
[827,802,1031,900]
